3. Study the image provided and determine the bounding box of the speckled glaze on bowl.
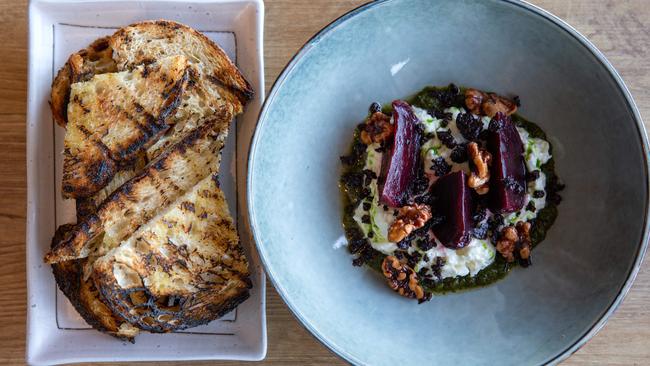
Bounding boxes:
[247,0,649,365]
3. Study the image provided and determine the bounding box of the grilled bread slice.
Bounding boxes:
[91,172,250,332]
[110,20,253,159]
[75,154,148,220]
[110,20,252,109]
[51,225,140,341]
[62,55,190,199]
[50,37,117,127]
[46,112,230,264]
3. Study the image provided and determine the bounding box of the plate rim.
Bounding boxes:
[246,0,650,365]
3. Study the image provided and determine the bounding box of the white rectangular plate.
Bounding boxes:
[26,1,266,364]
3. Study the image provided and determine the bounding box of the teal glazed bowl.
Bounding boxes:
[248,0,649,364]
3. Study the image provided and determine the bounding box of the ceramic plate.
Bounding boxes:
[26,0,265,364]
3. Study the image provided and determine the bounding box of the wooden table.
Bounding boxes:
[2,0,649,364]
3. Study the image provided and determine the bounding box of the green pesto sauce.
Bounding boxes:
[339,86,560,295]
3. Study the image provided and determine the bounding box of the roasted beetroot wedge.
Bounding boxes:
[379,100,421,207]
[433,171,473,249]
[487,113,526,213]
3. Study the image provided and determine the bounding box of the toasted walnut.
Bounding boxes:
[516,221,532,260]
[467,142,492,195]
[496,222,533,264]
[381,256,425,300]
[496,226,518,262]
[360,112,393,145]
[464,88,517,117]
[387,204,432,242]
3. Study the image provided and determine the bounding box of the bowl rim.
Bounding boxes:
[247,0,650,364]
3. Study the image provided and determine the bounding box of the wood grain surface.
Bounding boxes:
[1,0,649,364]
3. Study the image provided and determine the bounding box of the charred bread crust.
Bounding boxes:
[50,224,137,342]
[110,19,254,105]
[50,37,116,128]
[62,57,190,199]
[45,111,229,264]
[94,272,251,333]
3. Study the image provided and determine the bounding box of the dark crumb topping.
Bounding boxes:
[436,130,456,148]
[488,112,508,132]
[433,110,453,125]
[472,204,487,224]
[348,230,375,267]
[339,139,367,165]
[526,201,536,212]
[456,112,483,141]
[430,83,460,108]
[396,237,411,250]
[430,257,446,281]
[340,171,364,197]
[472,222,489,239]
[526,169,541,182]
[487,214,504,231]
[409,167,430,197]
[431,157,451,177]
[418,239,435,251]
[405,251,423,269]
[369,102,382,114]
[504,177,525,194]
[532,190,545,198]
[450,143,468,163]
[362,169,378,180]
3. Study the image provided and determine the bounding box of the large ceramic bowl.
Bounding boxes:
[248,0,649,364]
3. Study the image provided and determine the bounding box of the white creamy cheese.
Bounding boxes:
[517,127,551,171]
[443,107,468,144]
[414,238,496,279]
[504,171,547,224]
[352,143,398,254]
[412,106,442,134]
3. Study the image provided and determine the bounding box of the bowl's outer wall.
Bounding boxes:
[249,0,648,365]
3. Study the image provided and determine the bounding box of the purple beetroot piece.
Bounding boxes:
[379,100,421,207]
[432,170,473,249]
[487,113,526,213]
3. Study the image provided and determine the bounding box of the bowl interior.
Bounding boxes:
[249,0,648,364]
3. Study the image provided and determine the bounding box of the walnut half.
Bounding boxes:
[465,88,517,117]
[496,221,532,264]
[387,203,432,242]
[360,112,393,145]
[496,226,518,262]
[381,256,425,300]
[467,142,492,195]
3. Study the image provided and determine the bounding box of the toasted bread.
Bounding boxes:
[75,154,149,220]
[50,37,117,127]
[46,112,230,264]
[92,172,250,332]
[110,20,251,159]
[62,55,190,199]
[48,20,254,339]
[110,20,252,106]
[51,225,140,341]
